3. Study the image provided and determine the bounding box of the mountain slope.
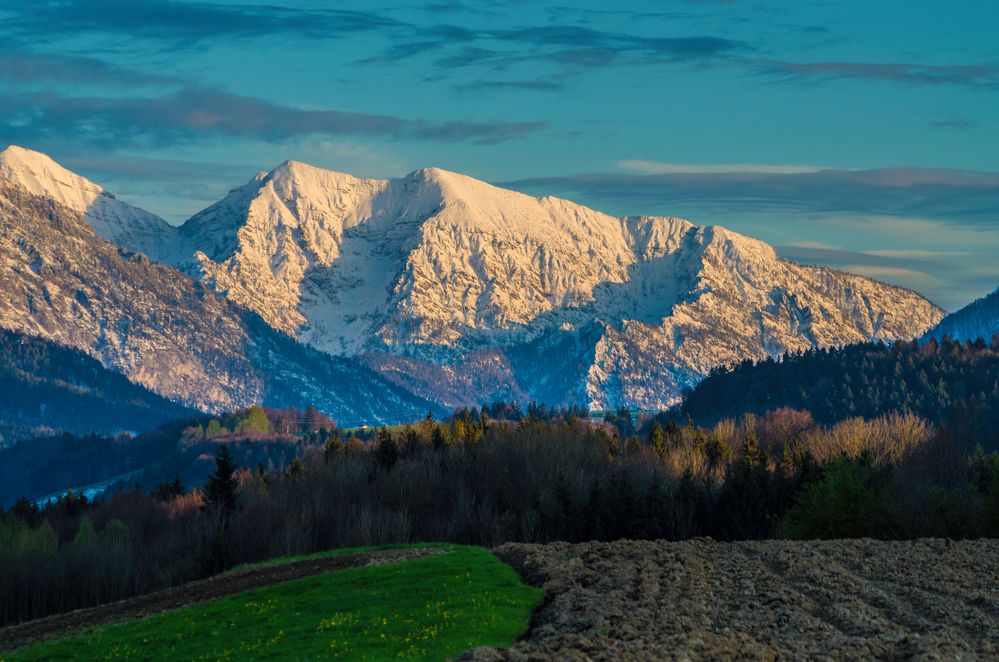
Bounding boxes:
[178,160,944,408]
[0,147,946,410]
[0,179,437,423]
[0,146,181,263]
[0,328,196,446]
[922,287,999,344]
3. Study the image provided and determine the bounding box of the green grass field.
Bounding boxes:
[5,545,543,661]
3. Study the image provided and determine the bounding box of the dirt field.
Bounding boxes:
[0,546,446,654]
[463,539,999,661]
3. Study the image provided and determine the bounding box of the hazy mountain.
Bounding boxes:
[0,171,437,424]
[922,287,999,345]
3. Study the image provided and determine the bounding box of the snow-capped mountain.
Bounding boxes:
[0,172,437,423]
[922,287,999,345]
[0,146,181,263]
[0,146,946,411]
[172,159,945,409]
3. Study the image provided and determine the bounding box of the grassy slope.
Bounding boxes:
[6,545,542,661]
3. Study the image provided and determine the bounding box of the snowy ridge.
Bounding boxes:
[0,147,947,410]
[0,146,181,263]
[0,177,437,422]
[170,157,944,409]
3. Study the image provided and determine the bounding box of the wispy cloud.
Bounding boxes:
[0,51,177,86]
[777,245,939,271]
[0,87,546,148]
[618,159,825,175]
[931,118,976,130]
[457,79,565,92]
[840,265,938,286]
[503,167,999,226]
[865,249,970,258]
[357,24,748,80]
[0,1,402,47]
[754,59,999,90]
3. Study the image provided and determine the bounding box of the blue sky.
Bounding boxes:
[1,0,996,310]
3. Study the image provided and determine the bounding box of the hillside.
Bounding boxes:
[2,546,541,660]
[923,286,999,344]
[679,339,999,446]
[0,328,195,446]
[0,177,437,423]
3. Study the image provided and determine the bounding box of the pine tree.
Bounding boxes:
[375,428,399,469]
[204,445,239,515]
[203,444,239,571]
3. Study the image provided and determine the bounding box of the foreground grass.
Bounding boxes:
[6,545,542,661]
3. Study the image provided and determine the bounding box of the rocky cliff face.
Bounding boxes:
[175,159,944,408]
[0,178,436,423]
[0,146,946,411]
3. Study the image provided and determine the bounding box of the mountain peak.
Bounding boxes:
[0,144,107,208]
[0,146,179,262]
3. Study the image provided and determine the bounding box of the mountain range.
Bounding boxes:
[0,145,948,419]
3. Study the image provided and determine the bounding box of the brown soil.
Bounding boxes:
[0,546,447,654]
[462,539,999,661]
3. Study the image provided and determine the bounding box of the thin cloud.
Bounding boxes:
[865,249,970,258]
[619,160,825,174]
[457,79,564,92]
[931,118,976,130]
[359,25,748,75]
[754,59,999,90]
[840,265,938,286]
[0,87,546,148]
[776,245,940,272]
[503,167,999,226]
[0,51,177,86]
[0,1,403,46]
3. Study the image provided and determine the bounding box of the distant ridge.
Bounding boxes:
[922,287,999,344]
[0,328,196,445]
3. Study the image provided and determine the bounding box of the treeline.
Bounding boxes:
[0,328,195,446]
[179,405,336,443]
[3,409,998,626]
[681,337,999,445]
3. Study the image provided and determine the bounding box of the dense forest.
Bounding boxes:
[2,407,998,626]
[0,328,196,447]
[680,337,999,446]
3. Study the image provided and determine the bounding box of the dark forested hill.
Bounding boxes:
[0,328,197,445]
[680,338,999,447]
[922,287,999,345]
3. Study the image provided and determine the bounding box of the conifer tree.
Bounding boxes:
[203,444,239,570]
